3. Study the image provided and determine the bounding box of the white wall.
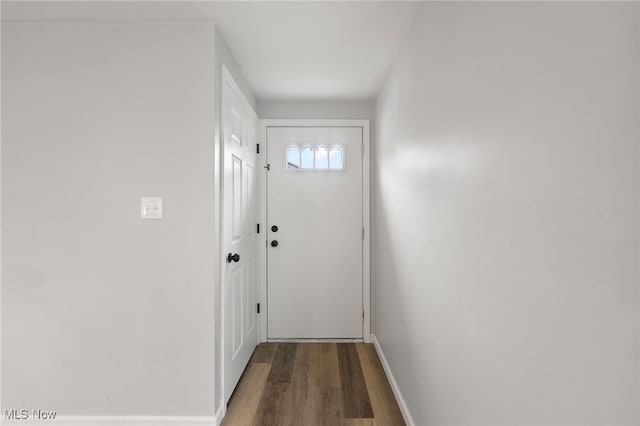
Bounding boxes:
[373,2,639,425]
[212,29,256,418]
[257,100,373,120]
[2,21,217,416]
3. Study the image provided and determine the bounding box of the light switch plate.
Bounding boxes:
[141,197,163,219]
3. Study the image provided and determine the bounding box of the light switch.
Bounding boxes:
[141,197,163,219]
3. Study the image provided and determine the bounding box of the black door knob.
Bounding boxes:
[271,225,279,233]
[227,253,240,263]
[271,240,279,247]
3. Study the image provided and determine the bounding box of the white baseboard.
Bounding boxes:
[214,402,225,426]
[2,416,216,426]
[371,334,415,426]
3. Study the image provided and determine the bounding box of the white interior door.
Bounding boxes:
[266,126,363,339]
[222,69,258,402]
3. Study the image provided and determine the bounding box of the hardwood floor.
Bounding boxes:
[222,343,405,426]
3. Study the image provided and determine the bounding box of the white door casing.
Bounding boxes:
[260,122,371,341]
[222,67,259,403]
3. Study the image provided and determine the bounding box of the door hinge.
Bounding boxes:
[257,223,260,234]
[362,310,365,323]
[257,303,261,314]
[361,143,364,156]
[362,227,365,240]
[257,143,260,154]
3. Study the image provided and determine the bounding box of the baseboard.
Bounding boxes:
[2,416,216,426]
[214,402,225,426]
[371,334,415,426]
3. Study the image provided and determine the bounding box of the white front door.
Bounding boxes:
[222,69,258,402]
[266,126,364,339]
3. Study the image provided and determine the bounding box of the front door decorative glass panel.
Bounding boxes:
[285,144,345,170]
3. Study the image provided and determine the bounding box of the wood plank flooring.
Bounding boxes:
[222,343,405,426]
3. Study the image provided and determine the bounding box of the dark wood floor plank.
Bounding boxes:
[316,386,343,426]
[289,343,317,425]
[357,343,405,426]
[252,342,277,364]
[315,343,341,388]
[221,363,270,426]
[337,343,374,419]
[267,343,298,383]
[342,419,375,426]
[253,382,292,426]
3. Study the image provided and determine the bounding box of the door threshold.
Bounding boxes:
[266,338,364,343]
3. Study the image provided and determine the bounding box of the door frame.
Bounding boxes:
[257,119,371,343]
[220,66,259,408]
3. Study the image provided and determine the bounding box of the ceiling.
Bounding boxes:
[2,1,419,101]
[209,2,418,101]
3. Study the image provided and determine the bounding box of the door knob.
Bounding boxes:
[271,240,279,247]
[227,253,240,263]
